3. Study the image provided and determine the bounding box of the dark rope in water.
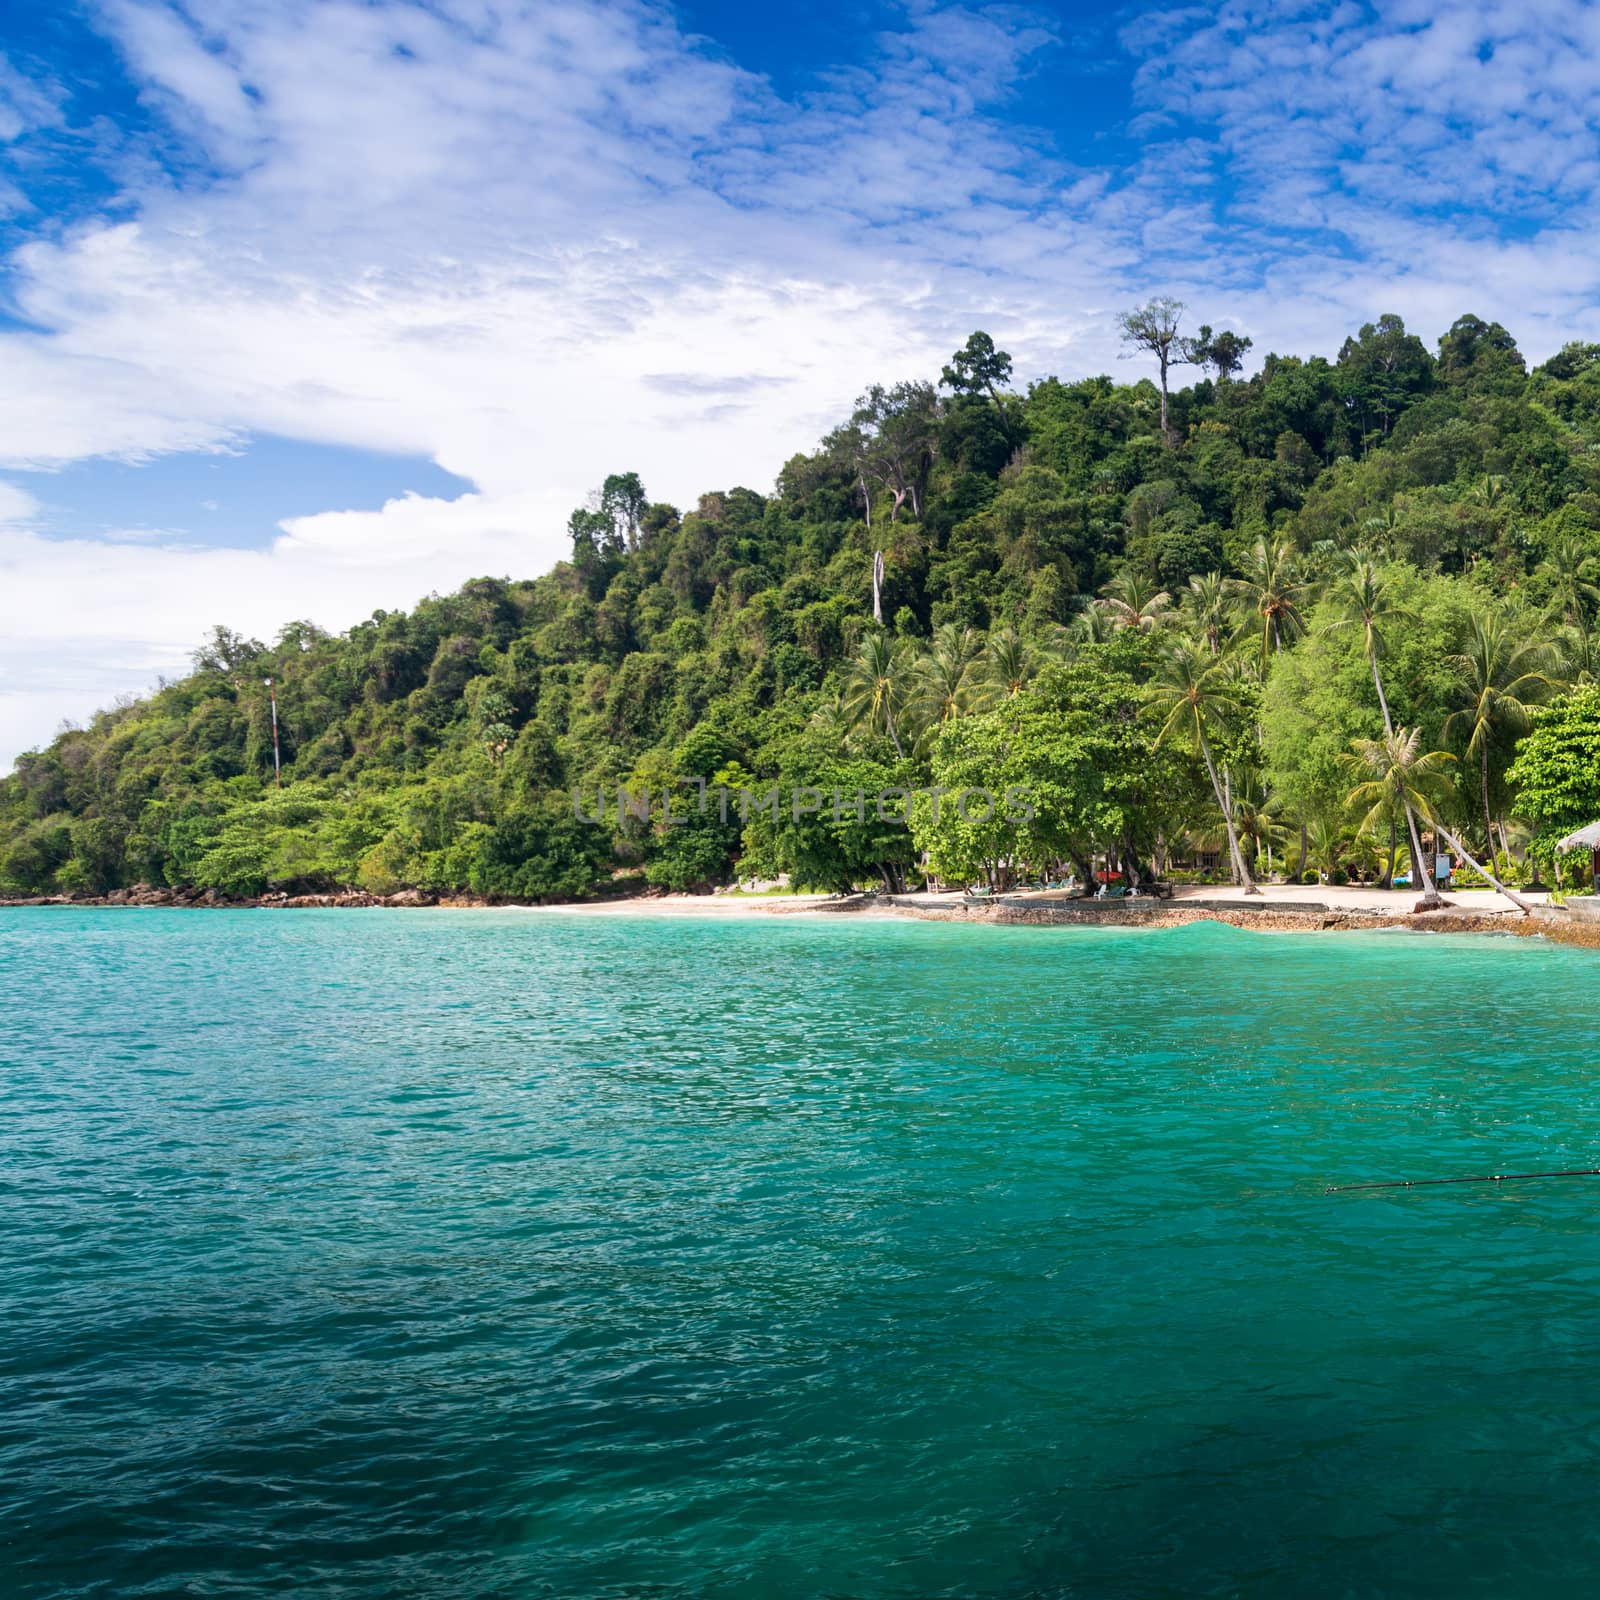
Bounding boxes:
[1326,1167,1600,1194]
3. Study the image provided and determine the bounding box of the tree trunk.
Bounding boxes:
[1433,822,1537,916]
[1200,735,1257,892]
[1404,803,1441,906]
[1369,652,1394,737]
[1070,849,1095,895]
[872,550,884,625]
[1383,816,1398,889]
[1480,742,1495,863]
[1299,814,1308,880]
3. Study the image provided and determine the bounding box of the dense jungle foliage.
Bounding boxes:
[7,306,1600,901]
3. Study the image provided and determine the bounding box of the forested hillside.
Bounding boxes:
[7,307,1600,902]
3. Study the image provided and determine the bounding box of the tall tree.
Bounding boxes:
[1226,538,1307,666]
[1539,535,1600,674]
[1340,727,1453,884]
[1336,313,1433,442]
[1184,571,1235,657]
[1188,324,1254,383]
[1321,558,1441,904]
[851,382,940,522]
[841,632,911,759]
[1118,297,1192,445]
[599,472,648,552]
[940,331,1015,444]
[1443,612,1561,856]
[1149,644,1258,892]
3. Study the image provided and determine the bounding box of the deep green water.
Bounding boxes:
[4,909,1600,1598]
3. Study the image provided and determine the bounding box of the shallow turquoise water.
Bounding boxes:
[3,909,1600,1597]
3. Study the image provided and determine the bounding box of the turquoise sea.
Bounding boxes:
[4,908,1600,1597]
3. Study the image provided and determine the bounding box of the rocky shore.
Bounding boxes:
[0,884,474,910]
[6,882,1598,950]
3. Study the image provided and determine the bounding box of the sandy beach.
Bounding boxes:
[520,880,1559,922]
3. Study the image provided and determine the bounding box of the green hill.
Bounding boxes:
[7,312,1600,902]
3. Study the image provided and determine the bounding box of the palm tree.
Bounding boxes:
[1443,611,1560,857]
[1302,816,1347,885]
[1340,729,1455,897]
[1539,535,1600,673]
[981,628,1041,703]
[1320,559,1442,902]
[1321,558,1405,721]
[913,624,984,744]
[1229,767,1286,877]
[1096,570,1173,632]
[1148,644,1258,893]
[841,631,910,758]
[1226,537,1306,665]
[1185,570,1235,657]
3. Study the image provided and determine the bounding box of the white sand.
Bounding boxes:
[519,882,1547,919]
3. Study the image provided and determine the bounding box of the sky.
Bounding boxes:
[6,0,1600,769]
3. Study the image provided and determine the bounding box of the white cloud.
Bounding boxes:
[5,0,1600,766]
[0,480,38,526]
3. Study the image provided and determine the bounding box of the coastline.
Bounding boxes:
[6,882,1598,948]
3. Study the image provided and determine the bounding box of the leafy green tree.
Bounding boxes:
[1189,324,1253,383]
[941,331,1015,442]
[1336,314,1433,442]
[469,805,610,902]
[1508,686,1600,868]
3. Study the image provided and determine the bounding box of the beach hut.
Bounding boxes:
[1555,821,1600,893]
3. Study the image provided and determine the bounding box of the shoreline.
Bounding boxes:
[6,883,1598,949]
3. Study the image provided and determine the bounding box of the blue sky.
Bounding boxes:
[4,0,1600,767]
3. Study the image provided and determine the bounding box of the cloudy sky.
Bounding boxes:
[4,0,1600,768]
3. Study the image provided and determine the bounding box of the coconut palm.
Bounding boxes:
[1065,602,1118,646]
[912,624,985,744]
[841,631,910,758]
[1319,559,1443,902]
[1225,537,1307,665]
[1340,729,1455,896]
[1096,569,1174,632]
[1321,556,1410,733]
[1148,644,1258,892]
[1185,571,1235,657]
[1229,768,1287,877]
[1443,611,1561,856]
[1302,816,1347,885]
[1539,535,1600,673]
[980,628,1042,703]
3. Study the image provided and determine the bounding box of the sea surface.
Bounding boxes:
[3,909,1600,1598]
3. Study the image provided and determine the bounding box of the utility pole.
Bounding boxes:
[264,676,281,787]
